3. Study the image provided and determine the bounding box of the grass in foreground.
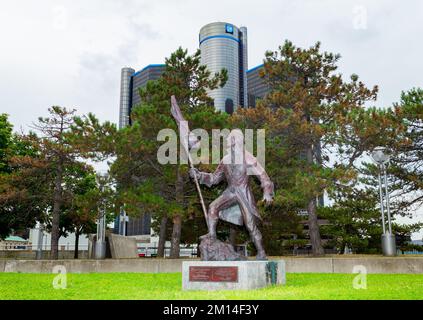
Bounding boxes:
[0,273,422,300]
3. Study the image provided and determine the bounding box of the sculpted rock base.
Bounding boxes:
[199,237,247,261]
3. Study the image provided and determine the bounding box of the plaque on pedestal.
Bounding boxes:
[182,260,286,291]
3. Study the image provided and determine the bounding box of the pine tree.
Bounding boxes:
[111,47,228,258]
[234,41,378,255]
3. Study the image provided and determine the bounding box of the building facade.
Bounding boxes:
[118,64,165,129]
[199,22,248,112]
[131,64,166,107]
[116,64,165,237]
[247,64,270,107]
[118,67,135,129]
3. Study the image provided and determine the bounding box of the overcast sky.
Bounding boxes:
[1,0,422,239]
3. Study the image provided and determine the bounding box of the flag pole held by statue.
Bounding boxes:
[170,96,209,228]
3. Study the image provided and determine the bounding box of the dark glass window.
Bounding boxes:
[225,99,234,114]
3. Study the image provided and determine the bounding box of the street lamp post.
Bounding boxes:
[95,211,106,259]
[95,173,107,259]
[35,222,44,260]
[371,147,396,256]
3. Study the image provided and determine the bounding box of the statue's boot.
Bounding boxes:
[199,233,215,240]
[199,217,218,241]
[253,234,268,260]
[256,250,268,261]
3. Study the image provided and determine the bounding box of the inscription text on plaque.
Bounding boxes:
[189,266,238,282]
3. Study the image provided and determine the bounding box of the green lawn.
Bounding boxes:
[0,273,422,300]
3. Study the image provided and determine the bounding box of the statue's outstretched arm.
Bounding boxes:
[246,152,274,203]
[190,162,225,188]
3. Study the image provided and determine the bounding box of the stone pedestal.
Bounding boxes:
[182,260,286,291]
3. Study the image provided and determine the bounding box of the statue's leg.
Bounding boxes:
[239,202,267,260]
[201,191,236,240]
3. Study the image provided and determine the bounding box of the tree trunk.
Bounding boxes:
[306,146,324,256]
[307,197,324,255]
[170,215,182,258]
[170,167,184,259]
[157,215,168,258]
[74,228,80,259]
[51,160,63,260]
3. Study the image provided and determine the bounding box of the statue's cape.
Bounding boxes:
[219,204,243,226]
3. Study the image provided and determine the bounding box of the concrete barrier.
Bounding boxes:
[108,234,138,259]
[1,256,422,274]
[0,259,5,273]
[332,257,423,274]
[285,257,333,273]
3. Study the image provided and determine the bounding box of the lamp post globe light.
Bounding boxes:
[370,147,396,256]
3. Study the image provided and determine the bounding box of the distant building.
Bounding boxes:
[28,227,89,251]
[131,64,166,108]
[247,64,270,107]
[199,22,248,112]
[118,64,165,129]
[116,64,165,238]
[113,208,151,237]
[0,236,29,250]
[118,67,135,129]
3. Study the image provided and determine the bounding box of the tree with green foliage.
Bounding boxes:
[31,106,87,259]
[47,165,99,259]
[319,186,422,253]
[387,88,423,210]
[316,88,423,253]
[72,48,228,258]
[233,41,378,255]
[0,115,50,238]
[114,47,228,258]
[0,114,13,174]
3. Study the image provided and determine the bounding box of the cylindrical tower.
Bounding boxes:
[119,67,135,129]
[199,22,247,112]
[239,26,248,108]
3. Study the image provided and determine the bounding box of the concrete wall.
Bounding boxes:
[1,256,422,274]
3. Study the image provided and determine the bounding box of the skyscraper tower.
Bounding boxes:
[118,65,165,129]
[118,67,135,129]
[199,22,248,112]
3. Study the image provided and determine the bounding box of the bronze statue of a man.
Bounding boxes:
[170,96,274,260]
[189,129,274,260]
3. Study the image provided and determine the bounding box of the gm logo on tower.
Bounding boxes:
[225,24,234,34]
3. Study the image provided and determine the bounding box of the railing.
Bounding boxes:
[401,250,423,255]
[135,246,340,257]
[0,243,31,250]
[136,246,198,258]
